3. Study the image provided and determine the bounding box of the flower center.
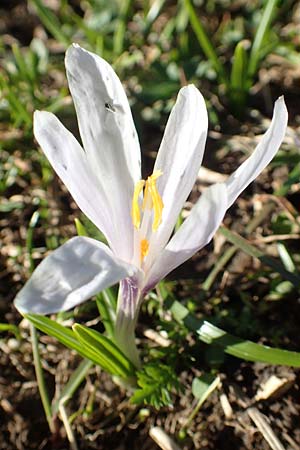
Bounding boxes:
[131,170,164,263]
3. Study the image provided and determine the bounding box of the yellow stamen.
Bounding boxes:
[142,170,164,231]
[140,238,149,261]
[131,180,145,229]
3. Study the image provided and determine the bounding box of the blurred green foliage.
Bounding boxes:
[2,0,300,410]
[0,0,298,135]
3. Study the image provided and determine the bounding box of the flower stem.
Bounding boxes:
[115,323,141,369]
[115,279,142,369]
[30,323,55,433]
[59,403,78,450]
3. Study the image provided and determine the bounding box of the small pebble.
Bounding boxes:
[7,338,20,351]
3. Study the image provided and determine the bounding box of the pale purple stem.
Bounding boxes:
[114,277,142,368]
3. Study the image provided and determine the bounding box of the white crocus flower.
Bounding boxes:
[14,44,288,366]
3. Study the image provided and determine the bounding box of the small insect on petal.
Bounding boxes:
[105,102,116,112]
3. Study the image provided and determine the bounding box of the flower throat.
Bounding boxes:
[131,170,163,262]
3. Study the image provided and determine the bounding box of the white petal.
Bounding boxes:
[145,184,227,290]
[14,237,137,315]
[65,44,141,260]
[34,111,118,252]
[226,96,288,207]
[148,85,208,261]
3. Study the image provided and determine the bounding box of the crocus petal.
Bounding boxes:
[14,237,137,315]
[148,85,208,262]
[226,96,288,208]
[145,184,227,290]
[65,44,141,261]
[34,111,117,251]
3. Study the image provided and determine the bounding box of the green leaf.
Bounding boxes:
[181,374,220,430]
[144,0,167,31]
[192,374,219,401]
[274,164,300,196]
[131,363,181,408]
[167,299,300,367]
[95,289,116,339]
[184,0,227,85]
[25,314,127,375]
[26,314,84,354]
[248,0,278,78]
[230,41,248,92]
[113,0,132,55]
[277,243,296,273]
[0,323,21,340]
[52,359,93,414]
[74,218,88,237]
[219,226,300,287]
[229,40,248,110]
[73,324,135,378]
[30,0,69,46]
[26,211,40,273]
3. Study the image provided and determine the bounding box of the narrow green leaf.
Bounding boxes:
[229,40,248,110]
[144,0,166,31]
[219,226,300,287]
[113,0,132,55]
[230,41,248,91]
[74,218,88,237]
[25,314,119,372]
[202,246,237,291]
[167,299,300,367]
[73,324,135,377]
[274,163,300,196]
[96,288,116,338]
[12,44,33,83]
[52,359,93,414]
[26,210,40,273]
[29,324,53,431]
[248,0,278,77]
[0,323,21,340]
[184,0,227,85]
[26,314,85,355]
[30,0,69,46]
[277,242,296,273]
[182,374,220,430]
[192,374,219,400]
[0,74,32,127]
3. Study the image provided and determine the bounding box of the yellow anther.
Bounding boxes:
[131,180,145,229]
[131,170,164,232]
[150,179,164,231]
[140,238,149,262]
[142,170,164,231]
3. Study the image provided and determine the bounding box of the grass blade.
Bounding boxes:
[52,359,93,414]
[0,323,21,339]
[113,0,132,55]
[30,0,69,46]
[167,299,300,367]
[248,0,278,78]
[144,0,166,31]
[184,0,227,85]
[229,40,248,111]
[30,323,54,432]
[219,226,300,287]
[96,289,116,339]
